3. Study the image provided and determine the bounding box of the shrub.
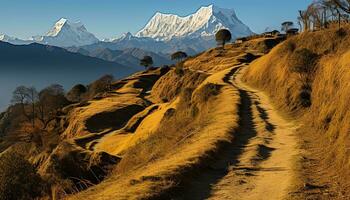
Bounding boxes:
[336,27,347,38]
[289,48,318,75]
[86,75,114,99]
[0,151,44,200]
[66,84,87,102]
[285,40,296,52]
[199,83,221,101]
[299,84,312,107]
[299,89,312,107]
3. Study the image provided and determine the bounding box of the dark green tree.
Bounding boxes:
[171,51,188,62]
[140,56,154,69]
[281,21,294,32]
[215,29,232,49]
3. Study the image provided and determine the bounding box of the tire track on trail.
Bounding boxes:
[172,65,299,200]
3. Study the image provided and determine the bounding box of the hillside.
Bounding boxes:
[0,27,349,200]
[242,26,350,199]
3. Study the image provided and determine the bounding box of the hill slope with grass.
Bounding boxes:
[242,26,350,199]
[0,27,349,200]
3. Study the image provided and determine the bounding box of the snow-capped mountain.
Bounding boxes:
[136,5,253,41]
[91,4,253,55]
[34,18,99,47]
[0,34,32,45]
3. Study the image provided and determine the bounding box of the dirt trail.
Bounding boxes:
[175,65,300,200]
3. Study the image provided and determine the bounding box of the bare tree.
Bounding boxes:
[329,0,350,13]
[299,10,311,31]
[37,84,68,129]
[11,86,38,128]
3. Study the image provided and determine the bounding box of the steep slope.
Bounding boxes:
[62,37,284,199]
[0,41,137,111]
[242,27,350,199]
[136,5,253,41]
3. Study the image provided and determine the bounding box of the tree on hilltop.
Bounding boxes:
[140,56,154,69]
[281,21,294,32]
[215,29,232,49]
[171,51,188,62]
[11,86,38,128]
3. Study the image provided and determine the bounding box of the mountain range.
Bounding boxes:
[0,41,138,111]
[0,5,253,54]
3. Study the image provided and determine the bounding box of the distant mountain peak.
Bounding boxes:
[0,33,32,45]
[0,34,11,41]
[32,18,99,47]
[136,4,253,41]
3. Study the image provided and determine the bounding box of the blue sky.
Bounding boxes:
[0,0,312,40]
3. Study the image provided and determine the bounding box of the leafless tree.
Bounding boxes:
[37,84,68,129]
[329,0,350,13]
[11,86,38,128]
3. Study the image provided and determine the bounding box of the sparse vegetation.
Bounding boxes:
[288,48,318,76]
[198,83,221,101]
[243,26,350,198]
[0,151,44,200]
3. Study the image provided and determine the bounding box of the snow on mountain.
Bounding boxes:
[136,5,253,41]
[34,18,99,47]
[0,34,32,45]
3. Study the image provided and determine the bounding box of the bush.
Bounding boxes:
[299,84,312,107]
[336,27,347,38]
[86,75,114,99]
[0,152,44,200]
[199,83,221,101]
[285,40,296,52]
[289,48,318,75]
[66,84,87,102]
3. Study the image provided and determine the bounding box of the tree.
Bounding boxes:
[281,21,294,32]
[171,51,188,62]
[215,29,232,49]
[87,75,114,99]
[66,84,87,102]
[323,0,350,28]
[11,86,38,128]
[37,84,69,129]
[140,56,154,69]
[329,0,350,13]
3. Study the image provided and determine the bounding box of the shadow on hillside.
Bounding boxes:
[170,88,276,199]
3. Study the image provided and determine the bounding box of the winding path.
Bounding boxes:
[174,65,300,200]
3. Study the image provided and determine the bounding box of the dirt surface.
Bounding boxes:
[173,65,300,200]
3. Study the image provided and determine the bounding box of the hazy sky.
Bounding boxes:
[0,0,312,40]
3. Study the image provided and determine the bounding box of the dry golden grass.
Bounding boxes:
[242,26,350,198]
[69,66,241,200]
